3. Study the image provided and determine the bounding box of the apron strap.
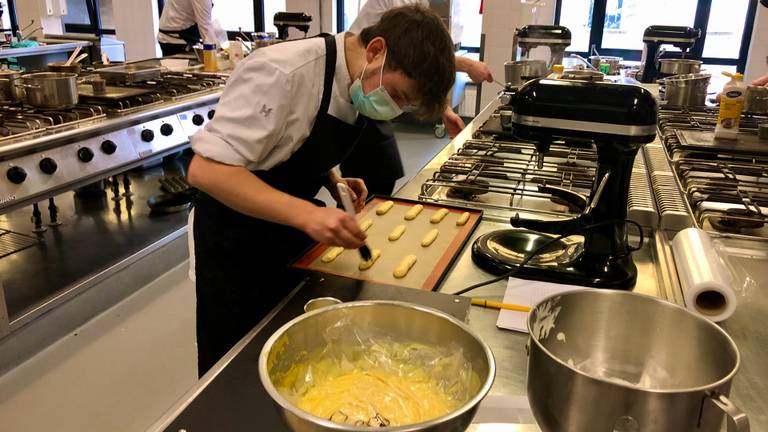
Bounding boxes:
[319,35,336,115]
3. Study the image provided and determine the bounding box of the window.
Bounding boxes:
[555,0,759,71]
[212,0,256,33]
[458,0,482,49]
[558,0,593,52]
[337,0,367,32]
[601,0,697,50]
[1,0,12,31]
[62,0,115,35]
[262,0,286,35]
[703,0,750,58]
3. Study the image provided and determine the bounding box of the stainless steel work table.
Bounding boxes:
[149,97,768,431]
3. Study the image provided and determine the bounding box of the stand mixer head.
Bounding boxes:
[639,25,701,83]
[512,25,572,69]
[472,79,658,289]
[273,12,313,40]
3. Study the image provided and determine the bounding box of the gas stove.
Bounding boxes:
[0,69,226,214]
[419,109,658,229]
[655,106,768,240]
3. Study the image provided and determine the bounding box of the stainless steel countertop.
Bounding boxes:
[0,41,91,60]
[395,97,768,429]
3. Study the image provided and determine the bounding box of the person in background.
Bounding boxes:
[752,74,768,87]
[157,0,215,57]
[340,0,494,196]
[187,5,456,376]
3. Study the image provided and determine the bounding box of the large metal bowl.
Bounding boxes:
[527,289,748,432]
[259,301,495,432]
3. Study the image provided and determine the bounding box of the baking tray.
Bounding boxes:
[293,196,483,291]
[676,129,768,156]
[78,84,154,99]
[96,61,163,83]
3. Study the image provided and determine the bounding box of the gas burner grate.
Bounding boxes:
[657,106,768,239]
[420,138,598,219]
[0,229,40,258]
[0,105,106,142]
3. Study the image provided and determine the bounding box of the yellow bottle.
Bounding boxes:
[203,43,218,72]
[548,64,564,79]
[715,72,745,140]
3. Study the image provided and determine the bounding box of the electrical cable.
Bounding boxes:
[454,219,644,296]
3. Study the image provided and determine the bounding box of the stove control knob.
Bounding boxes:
[39,157,58,175]
[6,166,27,184]
[101,140,117,155]
[160,123,174,136]
[192,113,205,126]
[207,109,215,120]
[141,129,155,142]
[77,147,95,163]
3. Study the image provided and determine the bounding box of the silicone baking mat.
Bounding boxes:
[293,197,482,291]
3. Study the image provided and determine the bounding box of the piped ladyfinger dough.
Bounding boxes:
[404,204,424,221]
[321,246,344,263]
[456,212,470,226]
[358,249,382,271]
[388,224,406,241]
[421,229,439,247]
[430,208,450,224]
[376,200,395,215]
[393,255,417,278]
[359,219,373,232]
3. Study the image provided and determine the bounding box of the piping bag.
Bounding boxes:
[671,228,737,322]
[336,182,372,261]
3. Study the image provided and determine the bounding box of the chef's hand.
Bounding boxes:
[328,174,368,212]
[752,73,768,87]
[302,207,366,248]
[465,59,494,84]
[442,107,466,139]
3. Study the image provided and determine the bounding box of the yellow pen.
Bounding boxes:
[471,298,531,313]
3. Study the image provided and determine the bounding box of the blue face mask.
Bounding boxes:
[350,51,404,121]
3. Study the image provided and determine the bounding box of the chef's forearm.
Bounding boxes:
[188,154,317,229]
[454,56,471,74]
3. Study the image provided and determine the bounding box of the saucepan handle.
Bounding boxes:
[14,83,40,89]
[709,394,750,432]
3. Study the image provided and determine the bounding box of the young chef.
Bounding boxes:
[340,0,494,196]
[187,5,456,375]
[157,0,215,56]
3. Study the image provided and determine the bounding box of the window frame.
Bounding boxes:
[5,0,19,35]
[62,0,115,36]
[554,0,759,72]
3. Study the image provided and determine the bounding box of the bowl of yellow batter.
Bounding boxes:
[259,300,495,431]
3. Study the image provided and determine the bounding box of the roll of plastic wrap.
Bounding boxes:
[671,228,737,322]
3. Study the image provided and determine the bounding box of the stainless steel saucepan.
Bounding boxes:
[660,73,712,107]
[18,72,79,109]
[659,58,702,76]
[527,289,748,432]
[504,60,549,87]
[0,69,23,104]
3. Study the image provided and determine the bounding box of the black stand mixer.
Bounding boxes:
[511,25,572,68]
[472,79,658,289]
[273,12,313,40]
[639,25,701,83]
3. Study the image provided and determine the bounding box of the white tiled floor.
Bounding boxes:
[0,123,448,432]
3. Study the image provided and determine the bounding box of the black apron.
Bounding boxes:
[193,35,367,376]
[159,23,202,47]
[340,119,404,196]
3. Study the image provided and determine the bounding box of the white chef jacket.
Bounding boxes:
[188,33,357,281]
[191,32,357,169]
[158,0,216,45]
[349,0,429,33]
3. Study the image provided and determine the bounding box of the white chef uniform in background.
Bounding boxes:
[158,0,217,46]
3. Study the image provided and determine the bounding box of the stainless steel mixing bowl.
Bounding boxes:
[527,289,748,432]
[259,300,495,432]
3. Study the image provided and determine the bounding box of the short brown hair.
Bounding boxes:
[359,5,455,119]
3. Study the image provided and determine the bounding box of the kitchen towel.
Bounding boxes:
[495,278,584,333]
[671,227,738,322]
